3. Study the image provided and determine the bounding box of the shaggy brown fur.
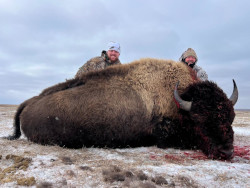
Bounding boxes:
[40,58,196,119]
[5,58,235,160]
[154,81,235,159]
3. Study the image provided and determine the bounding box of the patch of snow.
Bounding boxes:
[233,127,250,136]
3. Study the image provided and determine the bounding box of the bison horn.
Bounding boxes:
[174,81,192,111]
[229,79,238,106]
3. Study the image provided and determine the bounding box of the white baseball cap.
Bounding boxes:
[107,41,121,54]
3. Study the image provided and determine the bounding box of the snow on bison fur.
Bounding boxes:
[5,58,238,160]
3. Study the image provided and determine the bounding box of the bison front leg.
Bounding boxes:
[152,118,188,149]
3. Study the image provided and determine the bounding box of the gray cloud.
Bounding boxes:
[0,0,249,109]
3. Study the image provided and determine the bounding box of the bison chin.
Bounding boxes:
[211,143,234,160]
[196,130,234,160]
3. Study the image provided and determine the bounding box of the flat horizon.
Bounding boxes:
[0,104,249,111]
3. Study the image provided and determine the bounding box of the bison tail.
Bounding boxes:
[4,102,26,140]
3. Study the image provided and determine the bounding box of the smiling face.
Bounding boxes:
[184,56,197,67]
[107,50,120,63]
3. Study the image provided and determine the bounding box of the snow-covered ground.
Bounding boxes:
[0,105,249,188]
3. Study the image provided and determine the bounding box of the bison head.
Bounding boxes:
[174,80,238,160]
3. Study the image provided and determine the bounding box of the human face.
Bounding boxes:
[185,56,196,66]
[107,50,120,63]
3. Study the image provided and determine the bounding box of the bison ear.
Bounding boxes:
[229,79,238,106]
[174,81,192,111]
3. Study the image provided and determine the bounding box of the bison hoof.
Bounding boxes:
[3,135,19,140]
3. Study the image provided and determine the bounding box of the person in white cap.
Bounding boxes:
[75,41,121,78]
[179,48,208,81]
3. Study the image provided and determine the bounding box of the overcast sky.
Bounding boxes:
[0,0,249,109]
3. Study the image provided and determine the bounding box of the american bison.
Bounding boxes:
[5,58,238,160]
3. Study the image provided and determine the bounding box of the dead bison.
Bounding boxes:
[5,58,238,160]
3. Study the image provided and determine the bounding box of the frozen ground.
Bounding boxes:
[0,105,249,188]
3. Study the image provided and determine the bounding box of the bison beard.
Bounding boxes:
[4,58,236,160]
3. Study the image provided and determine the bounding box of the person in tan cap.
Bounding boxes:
[179,48,208,81]
[75,41,121,78]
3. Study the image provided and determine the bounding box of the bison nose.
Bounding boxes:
[220,148,234,159]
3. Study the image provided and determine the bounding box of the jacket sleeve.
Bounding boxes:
[194,65,208,81]
[75,57,104,78]
[75,62,90,78]
[197,70,208,81]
